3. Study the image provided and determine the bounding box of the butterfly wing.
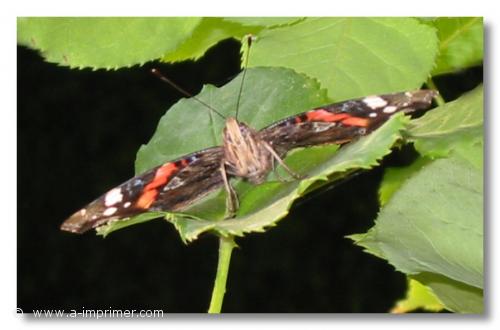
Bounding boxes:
[61,147,224,233]
[260,90,437,156]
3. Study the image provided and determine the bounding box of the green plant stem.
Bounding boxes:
[426,77,446,106]
[208,235,236,313]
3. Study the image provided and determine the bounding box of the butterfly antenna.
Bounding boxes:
[151,68,226,120]
[234,34,254,120]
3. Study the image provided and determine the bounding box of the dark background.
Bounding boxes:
[17,38,482,313]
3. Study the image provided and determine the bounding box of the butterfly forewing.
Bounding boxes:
[261,90,437,156]
[61,147,224,233]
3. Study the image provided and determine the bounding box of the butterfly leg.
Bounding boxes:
[220,162,239,218]
[264,142,305,181]
[270,156,288,183]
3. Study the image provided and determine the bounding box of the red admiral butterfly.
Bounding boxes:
[61,88,436,234]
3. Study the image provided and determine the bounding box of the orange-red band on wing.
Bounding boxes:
[305,110,350,122]
[145,163,178,190]
[136,162,179,209]
[305,109,371,127]
[136,190,158,209]
[341,117,370,127]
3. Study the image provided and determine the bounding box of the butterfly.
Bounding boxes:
[61,89,436,233]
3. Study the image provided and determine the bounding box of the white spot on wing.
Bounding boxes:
[383,106,398,113]
[363,96,388,109]
[124,202,131,208]
[369,112,377,118]
[104,188,123,207]
[103,207,118,216]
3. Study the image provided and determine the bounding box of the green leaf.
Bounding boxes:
[161,18,263,63]
[17,17,201,69]
[349,149,483,313]
[411,272,483,314]
[391,278,444,313]
[408,85,483,158]
[99,67,411,240]
[357,85,484,314]
[428,17,483,75]
[247,17,439,100]
[379,157,432,206]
